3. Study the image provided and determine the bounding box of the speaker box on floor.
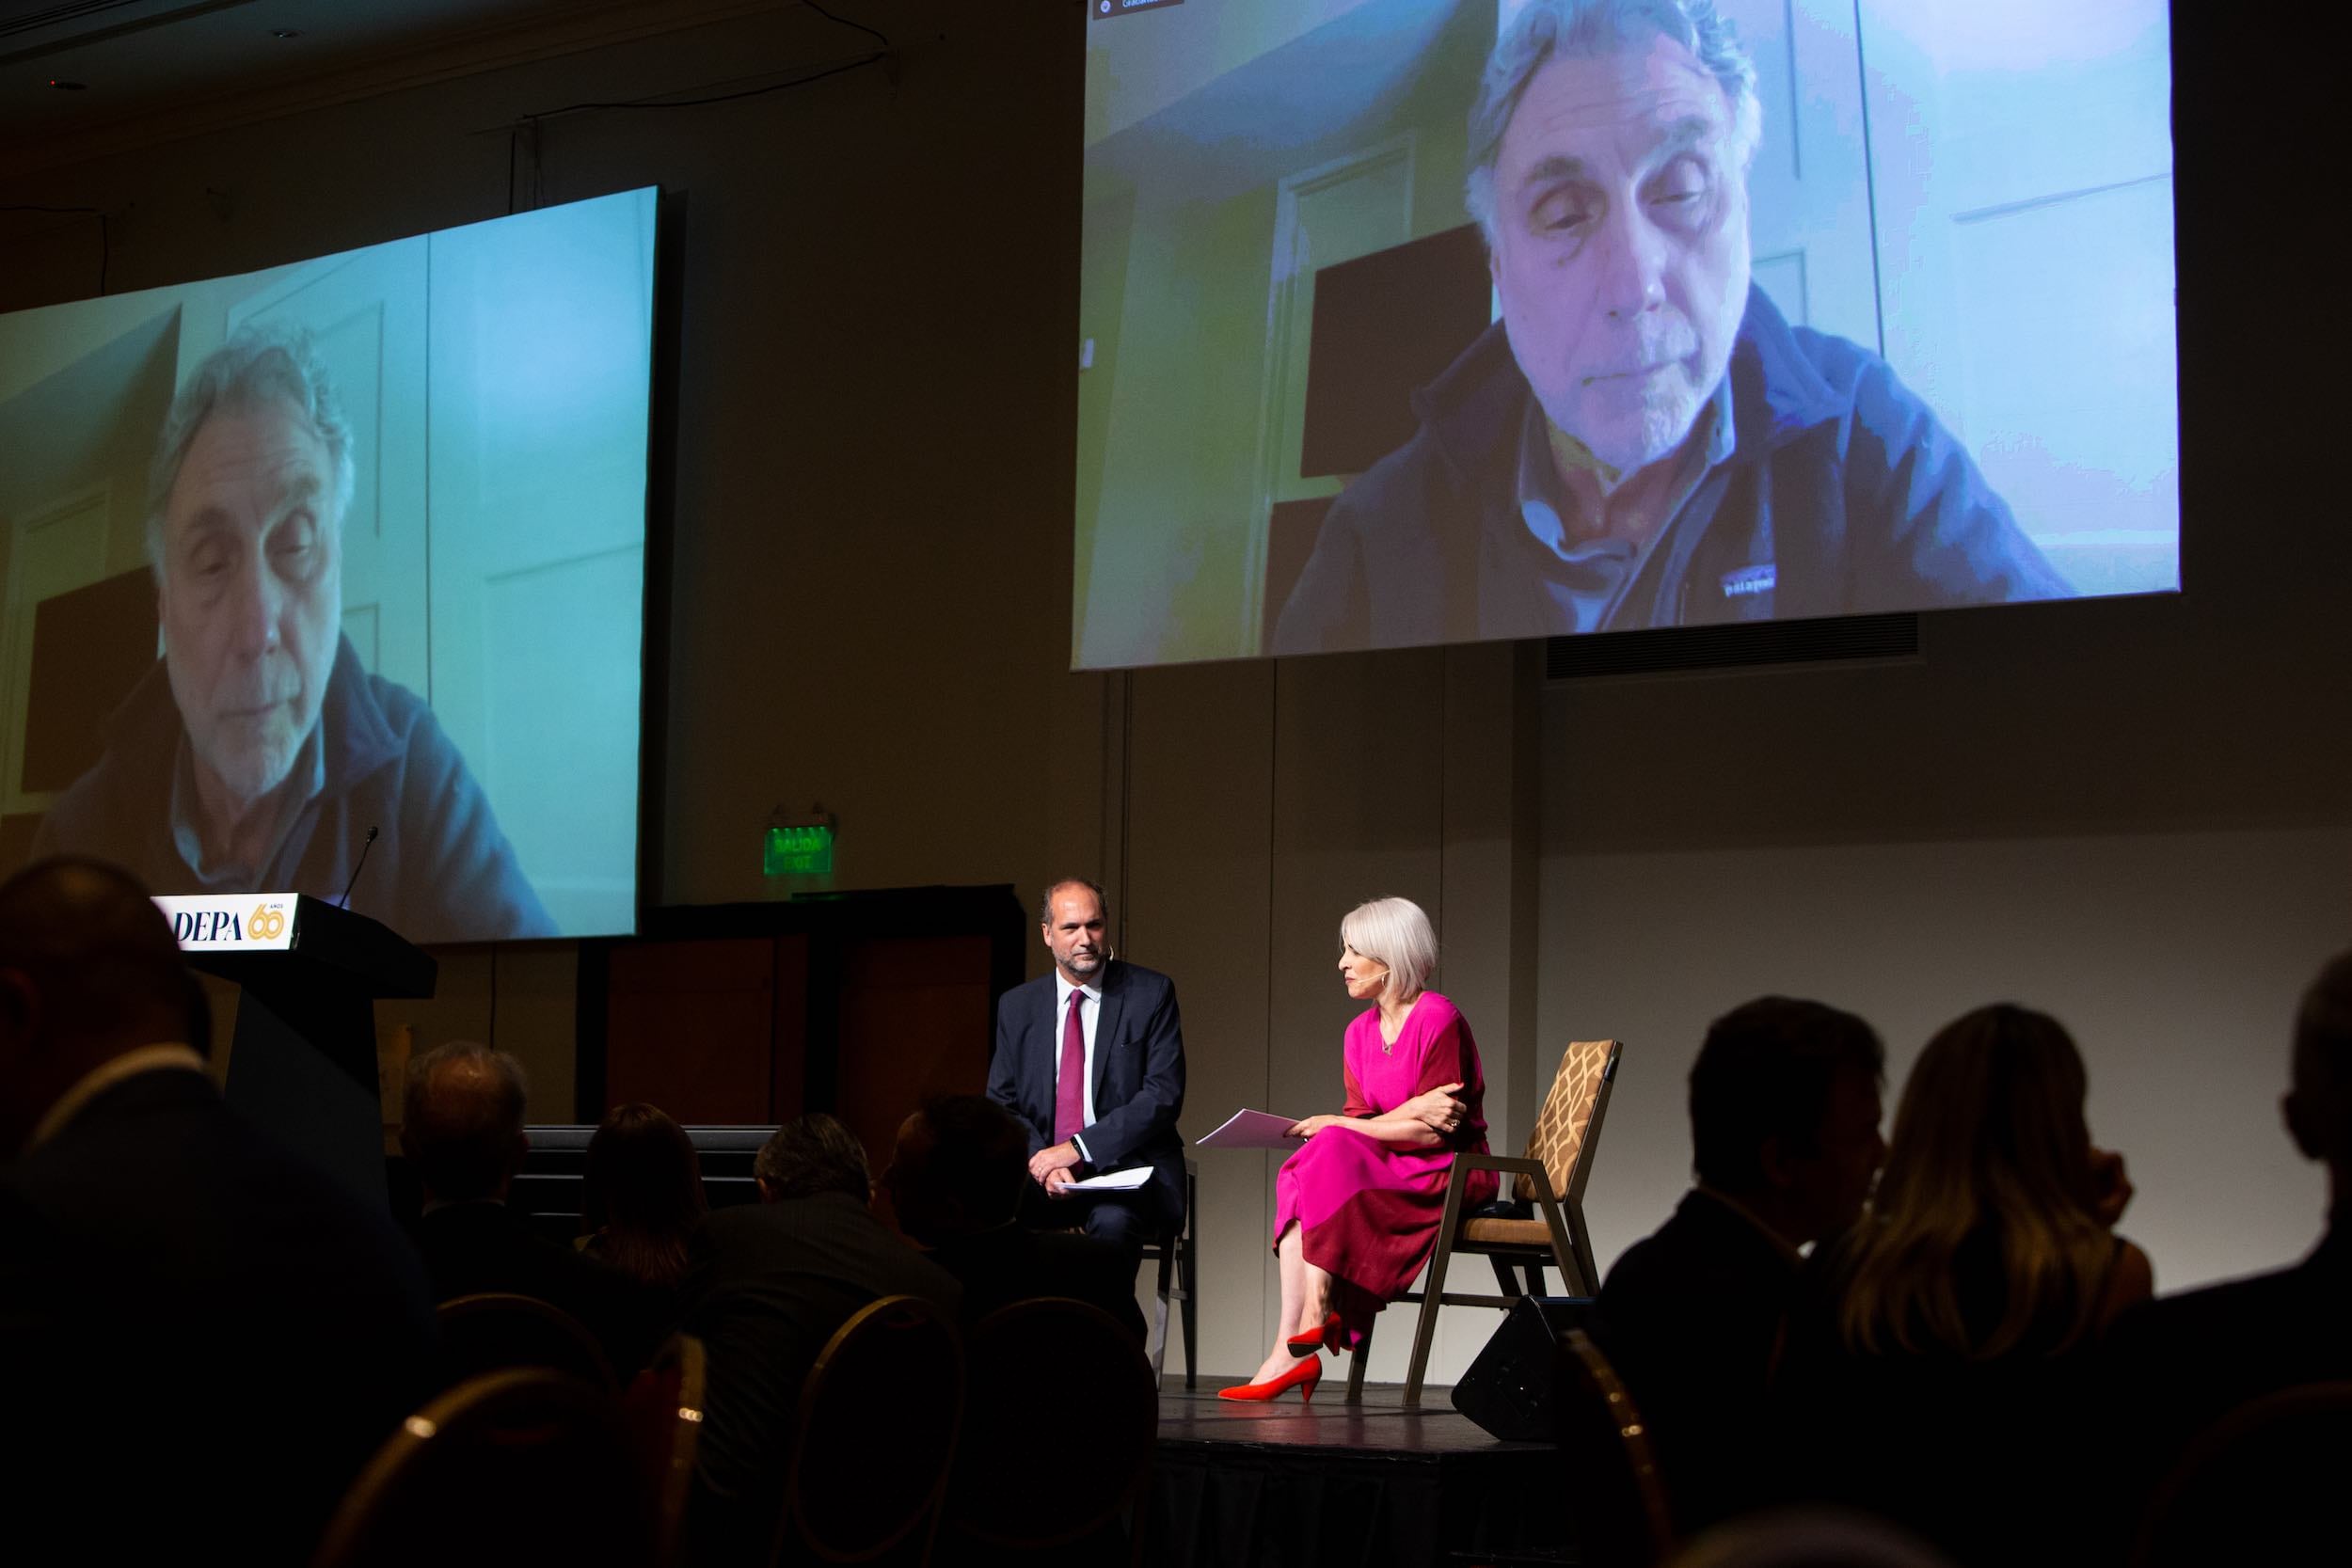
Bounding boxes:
[1449,1296,1600,1442]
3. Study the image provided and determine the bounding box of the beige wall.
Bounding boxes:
[4,2,2344,1386]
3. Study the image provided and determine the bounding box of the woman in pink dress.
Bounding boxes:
[1221,896,1497,1402]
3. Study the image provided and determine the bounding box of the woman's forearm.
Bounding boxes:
[1343,1113,1443,1148]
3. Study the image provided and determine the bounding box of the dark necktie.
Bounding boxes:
[1055,989,1087,1144]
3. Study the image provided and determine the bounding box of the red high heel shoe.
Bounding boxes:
[1217,1355,1323,1403]
[1285,1310,1343,1357]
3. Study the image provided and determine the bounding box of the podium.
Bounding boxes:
[156,893,437,1207]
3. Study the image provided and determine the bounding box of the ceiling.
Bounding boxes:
[0,0,787,171]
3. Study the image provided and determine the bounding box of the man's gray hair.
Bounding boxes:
[402,1038,530,1201]
[145,325,358,575]
[1464,0,1762,245]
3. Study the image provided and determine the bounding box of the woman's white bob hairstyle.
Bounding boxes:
[1340,896,1438,1004]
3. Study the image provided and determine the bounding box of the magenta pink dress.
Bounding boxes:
[1272,991,1498,1342]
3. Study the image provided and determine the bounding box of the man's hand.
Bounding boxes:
[1398,1083,1467,1136]
[1028,1140,1082,1183]
[1043,1166,1078,1199]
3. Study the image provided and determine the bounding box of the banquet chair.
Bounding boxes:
[436,1290,617,1392]
[775,1293,964,1565]
[1135,1158,1199,1386]
[622,1332,707,1568]
[945,1297,1157,1567]
[312,1368,655,1568]
[2128,1380,2352,1568]
[1555,1326,1675,1568]
[1347,1038,1620,1405]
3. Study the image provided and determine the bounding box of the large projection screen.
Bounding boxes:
[0,187,659,942]
[1075,0,2179,668]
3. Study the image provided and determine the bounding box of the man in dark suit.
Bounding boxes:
[680,1114,961,1568]
[403,1037,663,1377]
[1596,996,1886,1537]
[2102,949,2352,1488]
[987,877,1186,1267]
[884,1092,1147,1340]
[0,856,437,1567]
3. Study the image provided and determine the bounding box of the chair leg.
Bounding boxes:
[1346,1316,1373,1403]
[1180,1241,1198,1390]
[1151,1238,1175,1384]
[1403,1232,1454,1409]
[1487,1255,1523,1297]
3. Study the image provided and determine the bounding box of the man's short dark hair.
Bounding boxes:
[905,1094,1028,1233]
[755,1113,872,1204]
[0,856,190,1048]
[402,1038,528,1200]
[2296,950,2352,1087]
[1689,996,1883,1192]
[1038,878,1108,925]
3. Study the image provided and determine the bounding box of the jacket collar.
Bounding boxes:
[102,633,405,795]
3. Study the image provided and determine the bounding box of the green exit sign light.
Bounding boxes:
[765,824,834,877]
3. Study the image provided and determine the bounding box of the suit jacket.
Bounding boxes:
[412,1199,668,1377]
[678,1191,961,1555]
[2100,1220,2352,1497]
[1597,1189,1801,1537]
[0,1068,437,1568]
[987,959,1187,1229]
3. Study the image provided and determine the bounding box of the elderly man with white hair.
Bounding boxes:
[1274,0,2070,654]
[35,328,551,943]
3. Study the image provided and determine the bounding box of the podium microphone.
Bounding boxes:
[339,826,380,910]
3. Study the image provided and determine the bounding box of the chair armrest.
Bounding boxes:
[1454,1154,1548,1180]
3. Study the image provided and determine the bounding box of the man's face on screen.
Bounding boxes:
[157,399,341,816]
[1487,34,1752,478]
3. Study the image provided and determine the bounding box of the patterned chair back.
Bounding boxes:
[1514,1039,1621,1202]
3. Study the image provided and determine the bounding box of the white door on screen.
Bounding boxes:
[1242,135,1418,653]
[1718,0,1883,350]
[1853,0,2178,596]
[422,192,657,938]
[225,236,432,691]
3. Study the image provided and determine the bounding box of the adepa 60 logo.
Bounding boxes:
[153,893,294,944]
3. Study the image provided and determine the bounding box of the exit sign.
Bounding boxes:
[764,823,834,877]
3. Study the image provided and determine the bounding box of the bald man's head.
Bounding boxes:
[401,1038,530,1202]
[0,857,197,1159]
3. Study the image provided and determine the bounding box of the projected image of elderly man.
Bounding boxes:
[1273,0,2071,654]
[34,330,553,944]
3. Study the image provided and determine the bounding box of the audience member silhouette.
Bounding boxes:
[2101,949,2352,1497]
[404,1037,662,1376]
[1778,1004,2152,1567]
[681,1112,961,1568]
[1597,996,1886,1537]
[884,1093,1147,1340]
[0,856,435,1567]
[582,1100,707,1300]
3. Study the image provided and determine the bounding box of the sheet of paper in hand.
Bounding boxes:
[1062,1166,1154,1192]
[1194,1109,1305,1149]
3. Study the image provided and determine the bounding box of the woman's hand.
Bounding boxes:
[1288,1115,1349,1138]
[2089,1146,2134,1227]
[1397,1083,1467,1136]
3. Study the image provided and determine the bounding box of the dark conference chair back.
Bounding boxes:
[437,1291,618,1392]
[1554,1326,1676,1568]
[2130,1380,2352,1568]
[623,1332,707,1568]
[949,1298,1158,1559]
[312,1368,655,1568]
[1661,1509,1956,1568]
[778,1294,964,1564]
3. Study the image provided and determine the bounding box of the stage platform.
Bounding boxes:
[1146,1379,1565,1567]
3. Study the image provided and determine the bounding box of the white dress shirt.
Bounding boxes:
[1054,971,1103,1162]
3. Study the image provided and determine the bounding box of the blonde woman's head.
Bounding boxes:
[1338,897,1438,1005]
